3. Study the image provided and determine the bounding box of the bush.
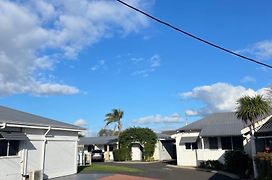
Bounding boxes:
[224,150,252,177]
[119,127,157,160]
[113,148,131,161]
[199,160,224,170]
[255,152,272,180]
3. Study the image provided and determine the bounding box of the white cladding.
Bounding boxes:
[131,144,142,161]
[153,140,173,161]
[0,128,79,180]
[175,132,226,166]
[0,156,21,180]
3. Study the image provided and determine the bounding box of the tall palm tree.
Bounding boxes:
[235,94,270,178]
[104,109,124,135]
[236,95,270,133]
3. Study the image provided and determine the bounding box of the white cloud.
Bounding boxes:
[0,0,151,96]
[132,54,161,77]
[74,119,88,127]
[90,60,107,71]
[185,110,198,116]
[133,113,183,125]
[241,76,256,83]
[180,82,265,116]
[238,40,272,60]
[150,54,160,68]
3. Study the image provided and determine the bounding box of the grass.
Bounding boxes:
[78,164,143,173]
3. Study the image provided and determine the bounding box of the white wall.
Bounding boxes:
[175,132,199,166]
[176,133,227,166]
[153,140,173,161]
[131,144,142,161]
[0,127,79,179]
[0,156,21,180]
[44,140,77,179]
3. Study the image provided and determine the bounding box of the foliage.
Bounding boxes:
[224,150,253,177]
[78,164,142,173]
[119,127,157,160]
[255,152,272,180]
[113,148,131,161]
[98,128,118,136]
[199,160,224,170]
[104,109,124,135]
[236,95,270,130]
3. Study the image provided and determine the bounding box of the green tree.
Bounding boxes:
[236,95,270,132]
[118,127,157,161]
[235,94,271,178]
[104,109,124,135]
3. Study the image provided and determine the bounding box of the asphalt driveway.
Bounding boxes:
[53,162,236,180]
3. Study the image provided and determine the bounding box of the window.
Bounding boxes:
[232,136,243,150]
[209,137,218,149]
[221,137,232,150]
[192,142,198,149]
[185,143,191,149]
[0,140,19,157]
[185,142,198,150]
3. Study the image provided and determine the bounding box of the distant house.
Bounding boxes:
[241,116,272,154]
[79,133,175,162]
[172,112,246,166]
[79,136,118,161]
[0,106,84,179]
[255,117,272,152]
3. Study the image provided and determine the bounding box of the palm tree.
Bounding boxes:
[235,94,270,178]
[104,109,124,135]
[236,95,270,133]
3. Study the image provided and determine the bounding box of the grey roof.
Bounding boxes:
[179,136,198,145]
[79,133,173,145]
[177,112,246,137]
[161,130,178,135]
[0,105,84,130]
[79,136,118,145]
[257,117,272,133]
[156,133,174,140]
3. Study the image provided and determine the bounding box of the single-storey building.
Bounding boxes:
[172,112,272,167]
[79,133,175,162]
[79,136,118,161]
[255,117,272,153]
[173,112,246,166]
[0,106,84,180]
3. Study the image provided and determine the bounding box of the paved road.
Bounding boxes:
[53,162,236,180]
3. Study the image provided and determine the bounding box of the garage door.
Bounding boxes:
[44,141,77,179]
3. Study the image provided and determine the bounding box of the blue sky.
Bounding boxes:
[0,0,272,135]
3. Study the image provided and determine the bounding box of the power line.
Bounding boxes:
[116,0,272,69]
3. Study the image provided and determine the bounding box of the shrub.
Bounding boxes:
[119,127,157,160]
[224,150,252,177]
[113,148,131,161]
[199,160,224,170]
[255,152,272,180]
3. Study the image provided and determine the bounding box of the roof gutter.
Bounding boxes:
[41,126,51,177]
[4,123,84,132]
[0,123,6,129]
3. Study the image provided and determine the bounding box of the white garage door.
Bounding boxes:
[44,141,76,179]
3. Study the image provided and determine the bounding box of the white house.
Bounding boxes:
[79,136,118,161]
[0,106,84,180]
[79,133,175,162]
[172,112,246,167]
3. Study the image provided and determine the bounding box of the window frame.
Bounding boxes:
[208,137,218,150]
[0,140,20,157]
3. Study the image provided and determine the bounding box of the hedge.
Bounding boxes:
[224,150,253,177]
[255,152,272,180]
[113,148,131,161]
